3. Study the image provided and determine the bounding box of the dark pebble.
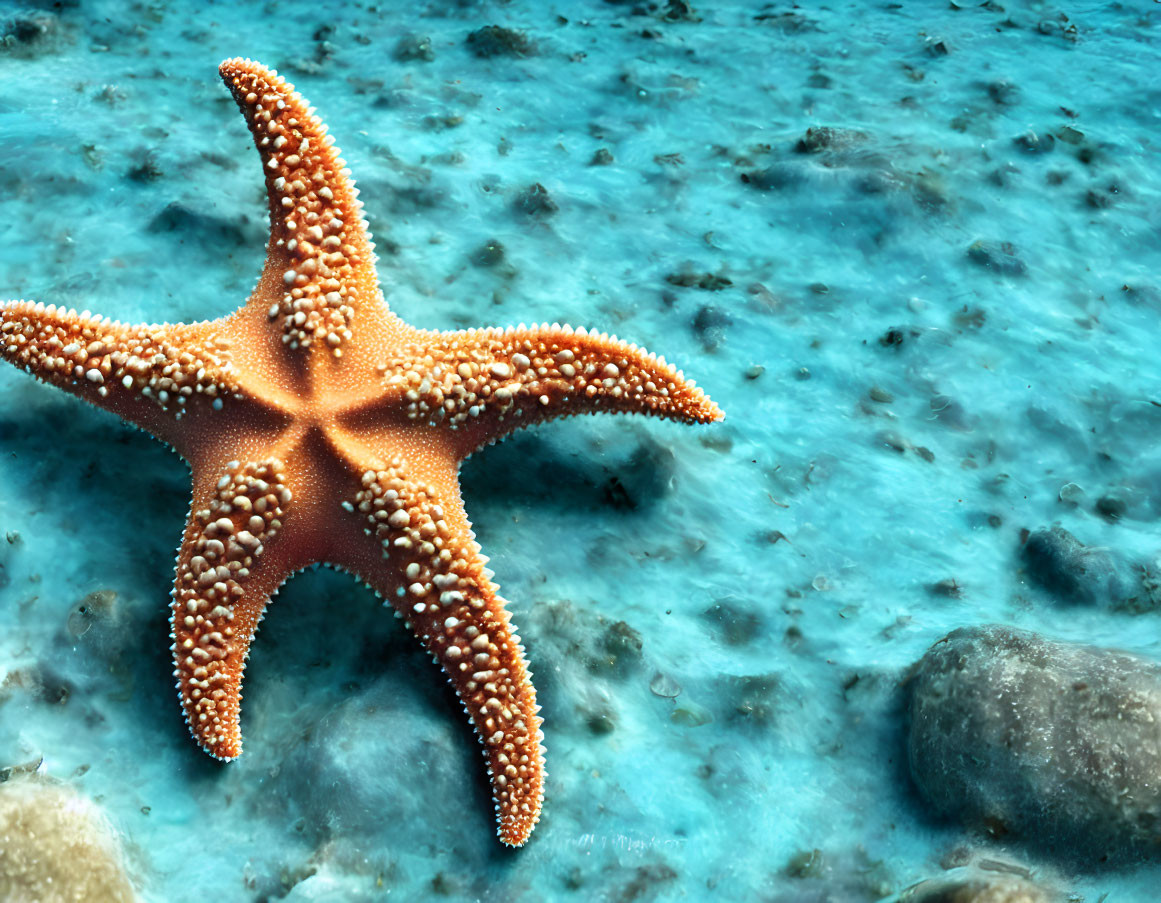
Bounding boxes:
[752,11,820,34]
[1013,130,1055,154]
[1037,15,1079,43]
[659,0,700,23]
[127,150,164,182]
[929,395,973,431]
[723,673,781,725]
[794,125,867,155]
[667,272,732,291]
[740,164,804,191]
[702,597,761,645]
[692,305,731,350]
[590,620,643,677]
[1086,184,1119,209]
[0,11,70,57]
[513,182,557,217]
[878,326,907,348]
[393,34,434,62]
[466,25,536,58]
[470,238,505,268]
[1094,494,1126,521]
[1021,525,1128,606]
[986,79,1021,106]
[928,578,963,598]
[925,36,952,55]
[966,240,1027,276]
[149,202,247,253]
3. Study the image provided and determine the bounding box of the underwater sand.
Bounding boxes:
[2,1,1161,901]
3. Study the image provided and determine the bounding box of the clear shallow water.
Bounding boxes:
[0,1,1160,900]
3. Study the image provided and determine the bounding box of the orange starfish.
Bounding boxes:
[0,58,723,845]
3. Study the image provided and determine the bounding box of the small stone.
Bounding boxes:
[878,326,907,348]
[929,394,973,431]
[784,848,824,878]
[753,10,820,33]
[1086,186,1117,210]
[925,36,951,55]
[670,701,712,727]
[585,620,643,677]
[967,240,1027,277]
[692,305,731,350]
[986,79,1021,106]
[659,0,700,23]
[585,710,616,735]
[1037,15,1079,43]
[513,182,557,217]
[702,597,761,645]
[1021,525,1128,606]
[1014,130,1055,154]
[876,430,908,454]
[928,577,963,598]
[0,11,71,59]
[794,126,866,155]
[649,672,682,698]
[66,589,118,640]
[470,238,505,268]
[393,33,434,62]
[724,673,781,725]
[869,386,893,403]
[1095,494,1126,521]
[589,147,614,166]
[466,25,536,59]
[739,164,804,192]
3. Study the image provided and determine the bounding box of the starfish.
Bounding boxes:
[0,58,723,845]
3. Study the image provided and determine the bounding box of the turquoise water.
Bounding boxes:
[1,1,1160,900]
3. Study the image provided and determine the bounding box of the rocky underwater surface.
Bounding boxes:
[1,1,1161,902]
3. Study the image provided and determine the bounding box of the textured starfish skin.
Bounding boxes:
[0,59,723,846]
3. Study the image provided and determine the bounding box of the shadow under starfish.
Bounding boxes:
[0,58,723,846]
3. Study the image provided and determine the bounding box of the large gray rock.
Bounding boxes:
[906,625,1161,863]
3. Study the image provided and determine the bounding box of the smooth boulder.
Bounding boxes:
[907,625,1161,863]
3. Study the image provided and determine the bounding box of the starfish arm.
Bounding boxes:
[380,323,724,454]
[335,456,545,846]
[0,301,238,444]
[218,57,385,353]
[171,457,294,760]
